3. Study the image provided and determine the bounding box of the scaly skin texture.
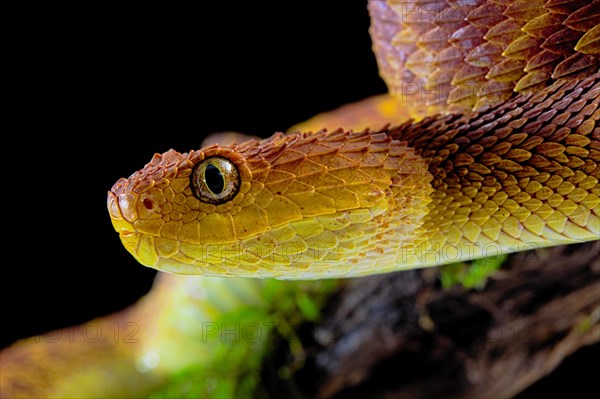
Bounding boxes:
[108,74,599,279]
[369,0,600,117]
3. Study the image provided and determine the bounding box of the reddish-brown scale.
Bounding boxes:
[369,0,600,116]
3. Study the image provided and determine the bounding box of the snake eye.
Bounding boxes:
[190,156,240,204]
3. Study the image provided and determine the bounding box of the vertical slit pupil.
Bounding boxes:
[204,164,225,194]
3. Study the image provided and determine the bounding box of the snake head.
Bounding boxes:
[107,144,253,274]
[108,129,433,279]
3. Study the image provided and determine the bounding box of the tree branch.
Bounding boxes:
[278,242,599,399]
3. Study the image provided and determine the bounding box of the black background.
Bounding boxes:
[4,1,596,396]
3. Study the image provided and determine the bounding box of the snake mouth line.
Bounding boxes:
[120,230,136,237]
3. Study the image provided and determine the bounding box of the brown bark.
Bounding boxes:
[275,242,600,399]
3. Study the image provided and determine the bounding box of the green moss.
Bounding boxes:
[440,254,508,290]
[149,307,271,398]
[576,316,593,334]
[149,279,339,398]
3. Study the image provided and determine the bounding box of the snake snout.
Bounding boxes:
[107,184,138,235]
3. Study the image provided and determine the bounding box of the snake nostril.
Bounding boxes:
[143,198,155,210]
